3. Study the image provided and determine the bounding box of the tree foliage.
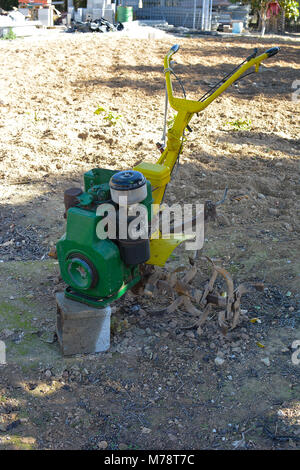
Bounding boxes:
[230,0,299,34]
[280,0,299,18]
[0,0,18,11]
[231,0,299,19]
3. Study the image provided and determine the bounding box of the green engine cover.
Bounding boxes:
[56,168,153,306]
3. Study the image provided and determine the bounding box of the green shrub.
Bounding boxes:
[1,27,17,40]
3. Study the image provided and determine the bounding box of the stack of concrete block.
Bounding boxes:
[74,7,87,21]
[38,7,54,27]
[67,6,74,20]
[0,9,41,37]
[87,0,116,23]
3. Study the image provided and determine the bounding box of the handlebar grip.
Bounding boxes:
[170,44,180,54]
[246,48,258,61]
[265,47,280,57]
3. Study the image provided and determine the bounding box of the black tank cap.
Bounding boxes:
[109,170,146,191]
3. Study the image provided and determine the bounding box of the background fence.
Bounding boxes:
[121,0,250,29]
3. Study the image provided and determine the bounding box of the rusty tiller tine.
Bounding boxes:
[214,266,234,321]
[183,296,202,316]
[198,303,213,327]
[182,265,198,284]
[203,257,234,320]
[157,280,175,299]
[218,310,228,335]
[235,282,264,296]
[230,282,264,330]
[200,257,218,306]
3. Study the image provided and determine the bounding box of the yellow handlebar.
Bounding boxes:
[164,45,280,114]
[134,45,279,207]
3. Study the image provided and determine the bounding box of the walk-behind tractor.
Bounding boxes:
[55,45,279,354]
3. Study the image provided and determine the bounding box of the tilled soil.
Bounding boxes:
[0,31,299,450]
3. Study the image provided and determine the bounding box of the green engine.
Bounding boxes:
[56,168,153,307]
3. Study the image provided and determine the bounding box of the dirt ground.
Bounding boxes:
[0,30,299,450]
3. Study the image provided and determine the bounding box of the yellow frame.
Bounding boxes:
[159,47,270,189]
[134,45,278,265]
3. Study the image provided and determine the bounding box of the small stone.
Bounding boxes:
[217,213,231,226]
[98,440,108,450]
[135,328,145,336]
[214,357,225,366]
[129,305,140,314]
[45,369,52,378]
[141,427,151,434]
[118,443,127,450]
[283,223,293,232]
[1,328,14,338]
[257,193,266,199]
[261,357,270,366]
[78,132,88,140]
[196,326,203,336]
[186,331,195,339]
[268,208,279,216]
[209,342,216,350]
[232,347,242,353]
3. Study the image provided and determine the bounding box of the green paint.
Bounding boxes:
[57,167,153,307]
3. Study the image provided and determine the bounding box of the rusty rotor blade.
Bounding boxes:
[218,310,228,335]
[175,280,192,297]
[198,303,212,327]
[149,296,184,315]
[166,271,178,287]
[182,266,198,284]
[157,280,175,298]
[183,296,202,316]
[235,282,264,296]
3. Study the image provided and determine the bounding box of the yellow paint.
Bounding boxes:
[146,233,195,267]
[135,46,274,266]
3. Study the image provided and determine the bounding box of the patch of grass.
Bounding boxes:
[1,28,17,40]
[94,106,122,126]
[167,115,176,130]
[7,435,36,450]
[226,119,252,131]
[227,264,241,274]
[126,443,141,450]
[0,301,32,330]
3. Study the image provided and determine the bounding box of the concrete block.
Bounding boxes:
[92,8,104,19]
[56,292,111,356]
[102,8,115,23]
[38,8,54,27]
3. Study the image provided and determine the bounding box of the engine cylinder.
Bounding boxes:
[109,170,147,205]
